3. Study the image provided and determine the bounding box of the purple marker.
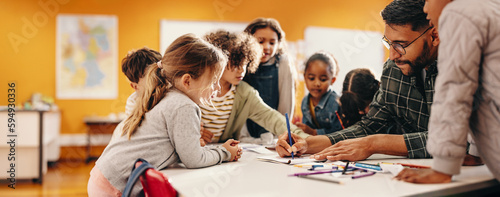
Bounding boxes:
[352,172,376,179]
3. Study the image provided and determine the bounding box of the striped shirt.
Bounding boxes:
[200,85,236,142]
[326,60,437,159]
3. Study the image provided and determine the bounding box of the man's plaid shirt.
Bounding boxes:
[326,60,437,158]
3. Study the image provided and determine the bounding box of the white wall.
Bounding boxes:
[304,26,385,94]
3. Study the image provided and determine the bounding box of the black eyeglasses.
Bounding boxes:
[382,26,433,55]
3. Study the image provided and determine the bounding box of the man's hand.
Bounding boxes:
[312,137,374,161]
[395,168,452,183]
[294,122,317,135]
[276,133,308,157]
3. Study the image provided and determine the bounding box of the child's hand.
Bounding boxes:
[200,123,213,145]
[294,122,317,135]
[222,139,243,162]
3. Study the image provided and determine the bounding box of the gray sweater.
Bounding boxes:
[96,89,231,195]
[427,0,500,181]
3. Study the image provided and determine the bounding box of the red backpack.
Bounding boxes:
[122,158,178,197]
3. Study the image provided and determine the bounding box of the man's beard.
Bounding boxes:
[395,42,434,76]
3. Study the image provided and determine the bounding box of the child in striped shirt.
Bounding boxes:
[199,30,309,144]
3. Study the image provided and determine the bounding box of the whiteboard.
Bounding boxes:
[159,20,248,55]
[159,22,386,95]
[304,26,385,94]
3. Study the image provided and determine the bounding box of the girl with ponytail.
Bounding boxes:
[88,34,242,197]
[339,68,380,128]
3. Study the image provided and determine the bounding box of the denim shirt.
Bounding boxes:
[301,89,343,135]
[243,56,280,138]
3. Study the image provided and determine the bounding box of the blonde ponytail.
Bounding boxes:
[121,33,227,139]
[122,65,172,139]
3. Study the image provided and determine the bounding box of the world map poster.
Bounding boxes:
[56,14,118,99]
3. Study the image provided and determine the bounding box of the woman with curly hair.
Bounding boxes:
[199,30,309,145]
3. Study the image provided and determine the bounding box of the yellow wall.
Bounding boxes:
[0,0,391,134]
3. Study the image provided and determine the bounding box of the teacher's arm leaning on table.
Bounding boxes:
[276,132,408,162]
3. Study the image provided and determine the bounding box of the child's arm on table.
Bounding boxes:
[222,139,242,161]
[169,104,231,168]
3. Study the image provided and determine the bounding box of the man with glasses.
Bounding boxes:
[276,0,441,161]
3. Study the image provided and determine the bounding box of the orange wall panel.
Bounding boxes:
[0,0,391,134]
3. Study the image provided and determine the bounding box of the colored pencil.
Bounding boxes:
[297,175,344,184]
[342,161,350,174]
[352,172,376,179]
[285,113,294,159]
[381,162,430,169]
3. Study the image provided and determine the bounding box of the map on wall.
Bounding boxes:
[56,14,118,99]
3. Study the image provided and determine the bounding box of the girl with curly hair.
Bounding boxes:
[200,30,309,145]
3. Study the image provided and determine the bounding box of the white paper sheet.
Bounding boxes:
[257,155,323,165]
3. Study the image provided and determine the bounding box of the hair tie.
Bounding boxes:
[157,61,162,69]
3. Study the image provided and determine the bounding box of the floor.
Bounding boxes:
[0,161,94,197]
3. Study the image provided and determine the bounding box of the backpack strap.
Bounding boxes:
[121,158,153,197]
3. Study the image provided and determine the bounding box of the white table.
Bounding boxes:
[162,149,499,197]
[83,116,122,163]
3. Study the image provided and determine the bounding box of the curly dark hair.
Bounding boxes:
[381,0,429,31]
[204,30,262,73]
[340,68,380,128]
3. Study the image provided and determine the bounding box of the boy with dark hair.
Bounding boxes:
[121,47,162,115]
[110,47,162,141]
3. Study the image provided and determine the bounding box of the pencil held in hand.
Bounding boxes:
[285,113,294,159]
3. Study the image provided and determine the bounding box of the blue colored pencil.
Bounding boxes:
[285,113,294,159]
[354,163,382,171]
